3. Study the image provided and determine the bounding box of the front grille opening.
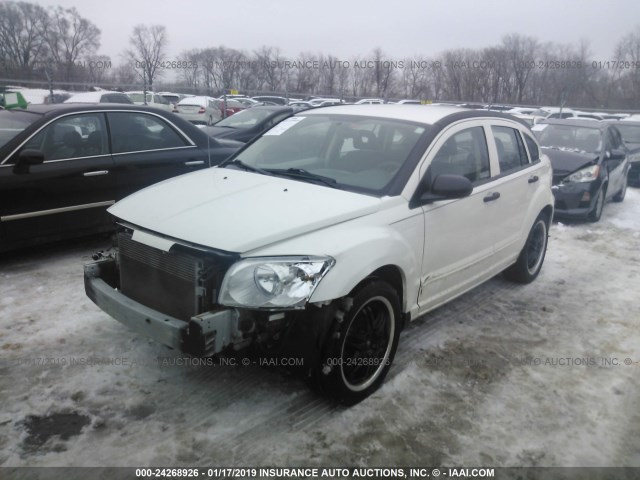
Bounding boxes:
[117,231,235,321]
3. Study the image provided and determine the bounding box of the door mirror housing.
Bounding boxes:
[607,149,625,161]
[410,174,474,208]
[13,149,45,174]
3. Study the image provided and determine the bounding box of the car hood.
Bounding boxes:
[108,168,381,253]
[542,147,599,176]
[212,137,244,148]
[203,126,238,139]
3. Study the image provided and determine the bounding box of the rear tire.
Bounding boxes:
[315,280,402,405]
[504,213,549,284]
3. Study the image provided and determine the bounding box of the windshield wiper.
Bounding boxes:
[266,168,338,188]
[223,159,271,176]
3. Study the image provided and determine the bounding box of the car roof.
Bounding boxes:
[64,91,127,102]
[300,104,522,126]
[602,119,640,127]
[13,103,180,117]
[538,118,608,130]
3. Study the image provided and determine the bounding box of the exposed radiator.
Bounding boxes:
[117,232,232,321]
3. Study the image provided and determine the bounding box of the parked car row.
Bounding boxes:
[3,94,639,403]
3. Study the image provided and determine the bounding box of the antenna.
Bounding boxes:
[207,105,212,168]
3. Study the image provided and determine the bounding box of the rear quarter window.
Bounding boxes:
[523,133,540,162]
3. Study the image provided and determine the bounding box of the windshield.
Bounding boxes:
[533,124,602,154]
[215,108,276,129]
[222,114,428,195]
[614,124,640,145]
[0,110,39,149]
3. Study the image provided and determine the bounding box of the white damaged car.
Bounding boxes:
[85,105,554,404]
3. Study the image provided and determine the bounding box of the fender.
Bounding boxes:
[245,208,424,313]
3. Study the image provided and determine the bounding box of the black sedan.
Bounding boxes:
[0,104,242,252]
[202,106,298,143]
[533,119,630,222]
[603,120,640,187]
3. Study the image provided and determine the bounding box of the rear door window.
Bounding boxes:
[107,112,188,153]
[491,126,529,174]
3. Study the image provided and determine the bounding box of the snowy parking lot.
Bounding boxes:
[1,190,639,468]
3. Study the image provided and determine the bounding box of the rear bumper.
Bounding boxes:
[84,258,238,356]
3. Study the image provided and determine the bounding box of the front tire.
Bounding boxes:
[588,187,606,222]
[504,213,549,284]
[316,280,402,405]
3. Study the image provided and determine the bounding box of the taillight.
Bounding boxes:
[198,106,206,114]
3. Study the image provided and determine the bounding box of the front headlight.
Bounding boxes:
[565,165,600,183]
[219,256,335,309]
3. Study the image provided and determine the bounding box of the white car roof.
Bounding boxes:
[303,104,467,125]
[64,91,120,103]
[177,95,216,106]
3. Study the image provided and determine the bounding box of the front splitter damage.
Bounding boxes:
[84,256,332,372]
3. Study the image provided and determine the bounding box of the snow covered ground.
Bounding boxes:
[1,190,639,468]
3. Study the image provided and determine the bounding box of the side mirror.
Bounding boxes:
[410,174,473,208]
[13,149,45,174]
[607,149,625,161]
[431,174,474,198]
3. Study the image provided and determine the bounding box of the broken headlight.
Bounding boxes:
[218,256,335,309]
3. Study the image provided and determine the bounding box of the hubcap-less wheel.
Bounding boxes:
[340,296,395,392]
[503,213,549,284]
[316,280,402,404]
[526,220,547,276]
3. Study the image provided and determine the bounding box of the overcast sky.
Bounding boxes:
[30,0,640,61]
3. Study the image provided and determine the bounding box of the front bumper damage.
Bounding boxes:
[551,181,601,218]
[84,257,241,356]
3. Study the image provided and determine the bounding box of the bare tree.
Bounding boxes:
[127,24,167,89]
[0,1,49,77]
[46,6,100,82]
[502,34,539,104]
[178,48,201,92]
[615,26,640,108]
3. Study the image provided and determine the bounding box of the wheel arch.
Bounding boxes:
[350,265,405,308]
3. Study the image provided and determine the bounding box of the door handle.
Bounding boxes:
[483,192,501,202]
[528,175,539,184]
[83,170,109,177]
[184,160,205,166]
